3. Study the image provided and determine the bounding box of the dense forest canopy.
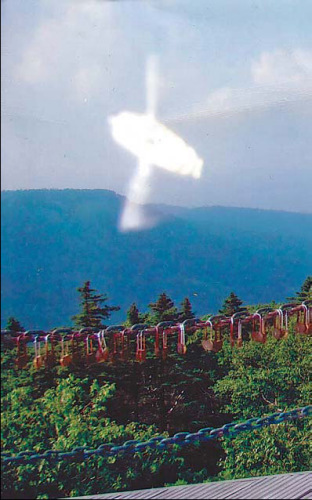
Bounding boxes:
[1,281,311,499]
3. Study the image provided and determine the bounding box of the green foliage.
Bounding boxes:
[72,281,120,329]
[213,334,312,479]
[1,355,184,498]
[126,303,140,326]
[6,317,25,333]
[125,303,147,327]
[288,275,312,303]
[219,421,311,480]
[178,297,195,322]
[1,315,311,498]
[149,293,178,324]
[213,335,311,418]
[219,292,247,316]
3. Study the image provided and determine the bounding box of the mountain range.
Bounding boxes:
[1,189,311,329]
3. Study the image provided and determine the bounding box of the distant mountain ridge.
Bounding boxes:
[1,189,311,329]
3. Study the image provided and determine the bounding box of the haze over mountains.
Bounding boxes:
[1,189,311,330]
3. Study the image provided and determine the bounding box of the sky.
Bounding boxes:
[2,0,312,213]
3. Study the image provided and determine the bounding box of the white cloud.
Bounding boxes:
[251,49,312,85]
[17,20,61,83]
[16,1,114,98]
[169,48,312,124]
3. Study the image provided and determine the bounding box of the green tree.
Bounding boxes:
[72,281,120,328]
[178,297,195,322]
[213,334,311,480]
[126,303,147,326]
[219,291,247,316]
[1,361,184,499]
[5,316,25,332]
[149,292,178,324]
[2,304,311,497]
[127,303,140,326]
[289,276,312,303]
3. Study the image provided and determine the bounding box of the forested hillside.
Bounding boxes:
[1,235,311,498]
[1,189,312,329]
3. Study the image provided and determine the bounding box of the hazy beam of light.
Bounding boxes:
[118,160,154,232]
[146,55,157,117]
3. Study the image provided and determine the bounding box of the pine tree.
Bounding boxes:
[289,276,312,303]
[149,292,178,324]
[5,317,25,333]
[127,303,140,326]
[72,281,120,328]
[126,303,146,326]
[219,291,247,316]
[178,297,195,322]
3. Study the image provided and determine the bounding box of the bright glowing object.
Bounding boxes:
[109,54,203,232]
[109,112,203,179]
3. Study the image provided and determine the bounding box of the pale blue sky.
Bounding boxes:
[2,0,312,212]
